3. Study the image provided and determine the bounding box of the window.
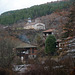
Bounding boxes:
[32,49,34,53]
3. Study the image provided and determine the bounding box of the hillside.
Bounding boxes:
[0,0,72,25]
[0,8,70,42]
[0,1,75,74]
[0,0,74,48]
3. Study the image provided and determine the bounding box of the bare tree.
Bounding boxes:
[0,37,16,68]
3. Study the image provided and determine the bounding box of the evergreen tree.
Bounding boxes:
[45,35,56,55]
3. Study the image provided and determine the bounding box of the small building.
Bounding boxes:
[43,29,55,39]
[56,37,73,51]
[15,43,37,62]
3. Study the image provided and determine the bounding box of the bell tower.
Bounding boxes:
[28,18,31,23]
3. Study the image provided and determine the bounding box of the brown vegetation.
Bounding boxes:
[17,56,74,75]
[0,68,16,75]
[70,67,75,75]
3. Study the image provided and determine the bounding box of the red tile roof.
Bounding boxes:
[56,39,62,42]
[43,29,55,32]
[67,37,73,40]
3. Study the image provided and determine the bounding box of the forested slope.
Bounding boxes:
[0,0,72,25]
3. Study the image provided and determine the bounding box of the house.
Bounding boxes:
[43,29,55,40]
[24,18,45,30]
[15,43,38,62]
